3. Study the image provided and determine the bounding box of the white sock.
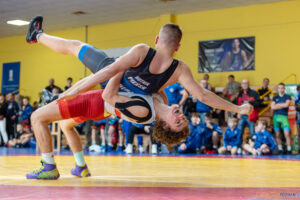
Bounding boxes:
[278,145,283,151]
[42,152,55,164]
[92,141,96,145]
[287,146,292,151]
[74,151,85,167]
[213,145,218,149]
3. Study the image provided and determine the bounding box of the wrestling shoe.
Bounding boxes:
[71,164,91,178]
[26,160,60,180]
[26,15,43,43]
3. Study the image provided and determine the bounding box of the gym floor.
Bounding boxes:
[0,148,300,200]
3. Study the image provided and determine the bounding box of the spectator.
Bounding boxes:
[223,75,241,102]
[196,80,211,123]
[0,94,8,145]
[202,74,212,91]
[179,113,204,153]
[236,79,260,138]
[107,115,119,152]
[163,83,185,106]
[211,92,226,126]
[243,120,276,156]
[218,117,241,155]
[202,114,223,152]
[125,122,156,154]
[89,119,107,152]
[116,118,125,152]
[271,83,292,154]
[6,93,20,139]
[32,101,39,111]
[7,124,33,148]
[64,77,73,91]
[45,78,62,93]
[257,78,273,107]
[20,97,33,131]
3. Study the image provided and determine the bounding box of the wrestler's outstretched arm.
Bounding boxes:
[177,62,253,115]
[102,72,150,119]
[60,44,148,99]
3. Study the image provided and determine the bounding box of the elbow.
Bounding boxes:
[102,90,110,102]
[199,90,209,103]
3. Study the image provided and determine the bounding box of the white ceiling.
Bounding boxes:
[0,0,287,38]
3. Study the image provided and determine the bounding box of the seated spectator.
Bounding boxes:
[196,80,211,123]
[20,97,33,131]
[202,114,223,152]
[211,92,226,126]
[45,78,62,93]
[218,117,241,155]
[125,122,156,154]
[6,93,20,140]
[223,75,241,102]
[0,94,8,146]
[257,78,273,107]
[271,83,292,154]
[236,79,260,139]
[7,124,33,148]
[32,101,39,111]
[179,113,204,154]
[202,74,212,91]
[163,83,185,106]
[89,119,107,152]
[64,77,73,91]
[243,120,276,156]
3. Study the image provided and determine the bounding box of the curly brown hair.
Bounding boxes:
[153,119,190,150]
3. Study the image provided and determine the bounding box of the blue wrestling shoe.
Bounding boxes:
[71,164,91,178]
[26,160,60,180]
[26,15,43,43]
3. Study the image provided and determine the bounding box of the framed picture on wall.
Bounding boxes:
[198,36,255,73]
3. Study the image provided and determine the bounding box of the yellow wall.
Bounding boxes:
[0,1,299,101]
[176,0,300,88]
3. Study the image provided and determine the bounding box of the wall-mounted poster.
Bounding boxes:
[198,36,255,73]
[2,62,20,94]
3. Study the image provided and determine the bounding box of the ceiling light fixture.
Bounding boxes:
[7,20,29,26]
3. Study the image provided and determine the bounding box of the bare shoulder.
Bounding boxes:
[129,44,150,66]
[177,60,191,73]
[130,43,149,53]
